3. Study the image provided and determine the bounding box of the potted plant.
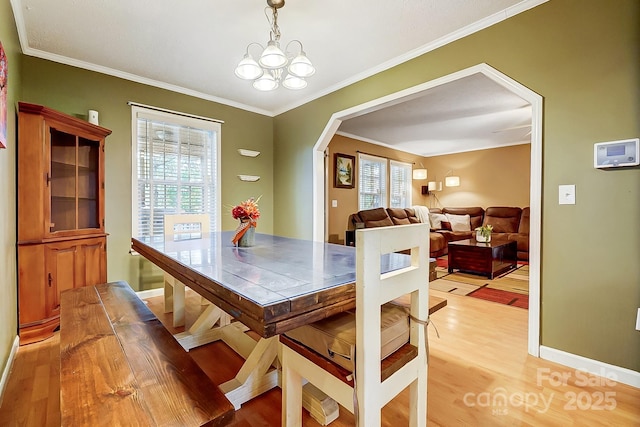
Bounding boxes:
[475,224,493,243]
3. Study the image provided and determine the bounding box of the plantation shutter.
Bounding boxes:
[132,105,221,238]
[358,154,387,210]
[389,160,412,208]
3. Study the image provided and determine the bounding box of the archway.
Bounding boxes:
[311,63,542,356]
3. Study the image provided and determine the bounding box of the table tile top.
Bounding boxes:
[133,231,410,308]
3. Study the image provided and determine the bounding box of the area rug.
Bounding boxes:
[430,256,529,309]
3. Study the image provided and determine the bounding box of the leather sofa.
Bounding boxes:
[348,206,530,260]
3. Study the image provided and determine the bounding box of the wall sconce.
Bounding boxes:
[444,170,460,187]
[445,176,460,187]
[413,163,427,180]
[429,181,442,191]
[445,175,460,187]
[421,181,442,195]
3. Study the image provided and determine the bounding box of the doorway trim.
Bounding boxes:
[311,63,542,357]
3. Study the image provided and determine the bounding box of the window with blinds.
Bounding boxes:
[389,160,412,208]
[132,106,221,238]
[358,154,387,210]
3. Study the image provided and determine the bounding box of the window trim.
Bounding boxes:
[389,159,413,208]
[130,105,222,238]
[358,153,388,210]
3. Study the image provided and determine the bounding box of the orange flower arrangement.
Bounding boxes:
[231,197,261,221]
[231,196,261,245]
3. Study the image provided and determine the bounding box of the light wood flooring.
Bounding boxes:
[1,289,638,426]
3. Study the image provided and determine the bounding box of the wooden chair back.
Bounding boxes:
[281,223,430,426]
[164,213,210,236]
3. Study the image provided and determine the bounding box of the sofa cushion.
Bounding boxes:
[429,213,448,229]
[446,213,471,232]
[404,208,421,223]
[387,208,411,225]
[442,207,484,230]
[357,207,394,228]
[483,207,522,233]
[430,232,447,255]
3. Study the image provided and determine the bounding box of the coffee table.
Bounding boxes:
[447,238,517,279]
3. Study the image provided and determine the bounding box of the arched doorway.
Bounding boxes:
[311,63,542,356]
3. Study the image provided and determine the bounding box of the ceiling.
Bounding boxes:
[338,72,532,157]
[10,0,541,155]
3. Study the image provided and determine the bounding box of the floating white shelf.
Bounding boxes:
[238,149,261,157]
[238,175,260,182]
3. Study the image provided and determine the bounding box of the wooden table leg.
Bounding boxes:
[187,322,339,423]
[174,303,233,351]
[219,335,281,409]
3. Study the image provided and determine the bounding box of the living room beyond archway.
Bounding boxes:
[311,63,543,357]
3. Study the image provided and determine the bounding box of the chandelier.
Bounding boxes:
[234,0,315,91]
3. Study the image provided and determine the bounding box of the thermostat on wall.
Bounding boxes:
[594,138,639,168]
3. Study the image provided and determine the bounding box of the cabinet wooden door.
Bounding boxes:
[44,241,79,319]
[81,238,107,286]
[44,238,107,318]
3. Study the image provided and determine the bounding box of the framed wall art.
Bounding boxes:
[334,153,355,188]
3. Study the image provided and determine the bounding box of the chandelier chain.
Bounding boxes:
[266,7,281,43]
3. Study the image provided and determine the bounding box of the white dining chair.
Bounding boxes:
[280,223,430,426]
[163,214,227,328]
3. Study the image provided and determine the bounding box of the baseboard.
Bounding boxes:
[539,345,640,389]
[136,287,164,300]
[0,336,20,406]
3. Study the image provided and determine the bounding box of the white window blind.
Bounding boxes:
[358,153,387,210]
[390,160,412,208]
[131,106,221,238]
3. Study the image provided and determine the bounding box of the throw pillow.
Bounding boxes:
[428,213,448,230]
[441,221,452,231]
[446,213,471,232]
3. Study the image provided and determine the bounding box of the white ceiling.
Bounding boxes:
[10,0,542,155]
[338,72,532,157]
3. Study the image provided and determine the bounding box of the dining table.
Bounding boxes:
[131,230,446,422]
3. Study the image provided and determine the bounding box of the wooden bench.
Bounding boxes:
[59,281,234,426]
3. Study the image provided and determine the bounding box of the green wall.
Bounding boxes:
[20,57,275,291]
[0,0,21,387]
[1,0,638,386]
[273,0,640,371]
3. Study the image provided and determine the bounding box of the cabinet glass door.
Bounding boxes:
[78,137,100,229]
[50,128,101,232]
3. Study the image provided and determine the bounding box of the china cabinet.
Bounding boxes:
[17,102,111,344]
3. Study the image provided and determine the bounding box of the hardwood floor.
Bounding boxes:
[0,289,638,426]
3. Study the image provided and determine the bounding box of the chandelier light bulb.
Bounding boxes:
[283,74,307,90]
[235,54,263,80]
[259,41,288,69]
[288,52,315,78]
[253,72,278,91]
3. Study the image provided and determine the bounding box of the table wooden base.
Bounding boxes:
[169,291,447,424]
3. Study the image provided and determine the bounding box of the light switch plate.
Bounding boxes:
[636,308,640,331]
[559,184,576,205]
[331,200,338,208]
